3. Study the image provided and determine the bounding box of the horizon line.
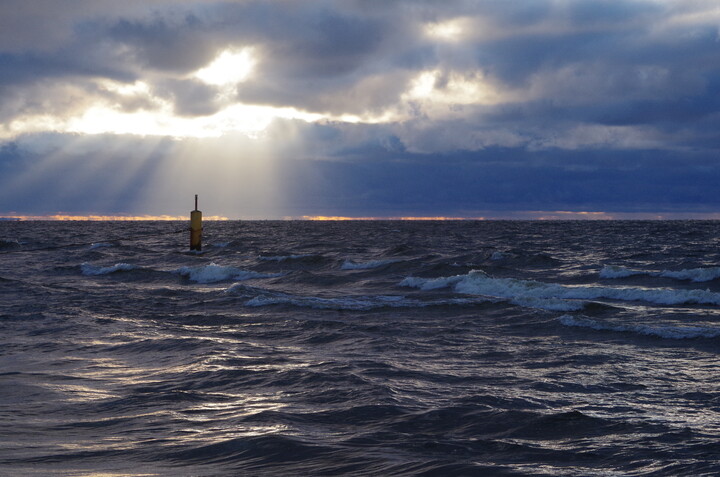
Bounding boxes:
[4,211,720,221]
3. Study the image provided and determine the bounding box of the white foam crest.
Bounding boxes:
[176,263,283,283]
[511,297,587,312]
[399,274,465,290]
[403,274,586,310]
[259,254,313,262]
[81,262,137,275]
[244,291,490,310]
[89,243,113,250]
[599,265,644,279]
[490,251,510,261]
[246,293,407,310]
[456,270,720,306]
[402,270,720,308]
[659,267,720,283]
[558,315,720,339]
[601,265,720,283]
[341,259,400,270]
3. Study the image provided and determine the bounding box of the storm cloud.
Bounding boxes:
[1,0,719,218]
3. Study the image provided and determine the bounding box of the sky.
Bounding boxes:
[1,0,720,220]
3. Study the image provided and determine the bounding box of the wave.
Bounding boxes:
[399,272,584,311]
[81,262,138,275]
[245,293,408,310]
[0,238,21,249]
[599,265,645,279]
[259,254,315,262]
[340,259,401,270]
[89,242,113,250]
[558,315,720,339]
[600,265,720,283]
[401,270,720,308]
[231,287,490,310]
[490,251,510,261]
[176,263,283,284]
[660,267,720,282]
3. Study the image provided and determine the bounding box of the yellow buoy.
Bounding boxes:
[190,194,202,251]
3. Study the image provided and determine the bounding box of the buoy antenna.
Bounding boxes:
[194,194,198,211]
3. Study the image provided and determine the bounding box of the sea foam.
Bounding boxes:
[241,289,490,310]
[259,254,314,262]
[600,265,720,283]
[176,263,283,284]
[341,259,400,270]
[81,262,138,275]
[558,315,720,339]
[401,270,720,308]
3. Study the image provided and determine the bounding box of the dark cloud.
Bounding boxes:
[1,1,720,217]
[105,14,218,73]
[156,79,221,116]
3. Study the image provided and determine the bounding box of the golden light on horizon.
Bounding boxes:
[301,216,486,221]
[2,214,230,221]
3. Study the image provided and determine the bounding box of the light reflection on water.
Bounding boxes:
[2,220,720,475]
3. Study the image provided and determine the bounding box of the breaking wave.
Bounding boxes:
[81,262,138,275]
[558,315,720,339]
[230,287,489,310]
[600,265,720,282]
[176,263,284,284]
[401,270,720,308]
[259,254,315,262]
[340,259,401,270]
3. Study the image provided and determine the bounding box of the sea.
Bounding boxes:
[1,220,719,476]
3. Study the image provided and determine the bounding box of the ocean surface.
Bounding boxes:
[1,220,720,476]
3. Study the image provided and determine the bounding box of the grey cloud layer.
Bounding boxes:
[2,1,719,133]
[1,0,720,216]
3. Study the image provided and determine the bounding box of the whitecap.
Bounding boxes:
[243,290,490,310]
[599,265,644,279]
[81,263,137,276]
[490,251,509,261]
[601,264,720,283]
[398,274,466,290]
[401,270,720,308]
[258,254,313,262]
[558,315,720,339]
[341,259,400,270]
[176,263,283,284]
[89,242,113,250]
[245,293,406,310]
[659,267,720,283]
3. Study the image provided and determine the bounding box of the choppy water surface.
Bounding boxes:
[1,220,720,476]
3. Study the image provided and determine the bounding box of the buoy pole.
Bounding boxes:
[190,194,202,251]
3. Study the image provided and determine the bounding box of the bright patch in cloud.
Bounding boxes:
[102,79,153,97]
[66,102,322,138]
[401,69,505,120]
[194,48,256,86]
[425,19,466,41]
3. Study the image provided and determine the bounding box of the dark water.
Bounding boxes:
[2,220,720,476]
